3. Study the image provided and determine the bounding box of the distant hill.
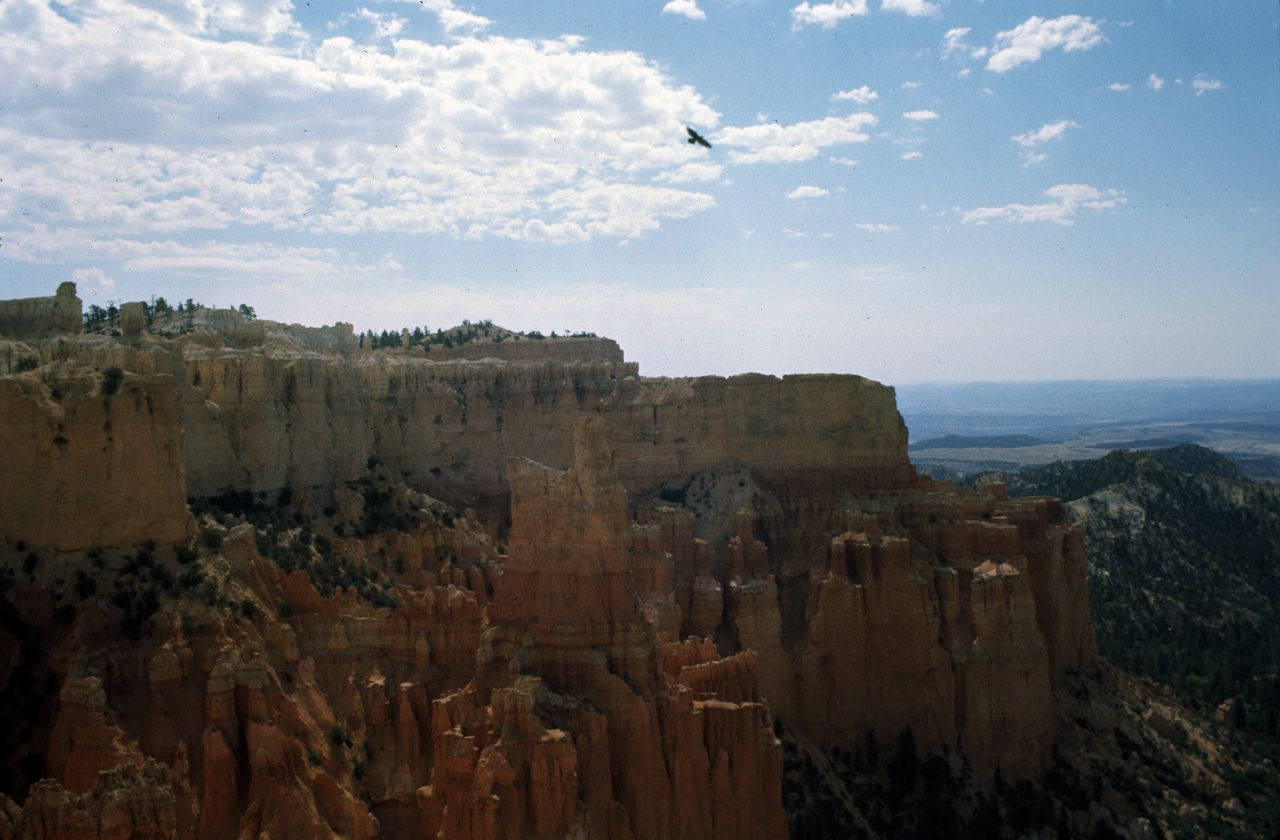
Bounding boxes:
[971,444,1280,739]
[909,434,1048,451]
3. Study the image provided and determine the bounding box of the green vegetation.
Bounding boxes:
[83,296,257,336]
[99,366,124,396]
[358,317,597,350]
[188,485,419,608]
[777,720,1068,840]
[330,724,353,748]
[975,445,1280,738]
[12,356,38,373]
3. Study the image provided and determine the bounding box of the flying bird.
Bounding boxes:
[686,127,712,149]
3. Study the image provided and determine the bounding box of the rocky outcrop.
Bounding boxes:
[11,759,176,840]
[424,419,788,840]
[0,282,81,340]
[424,335,624,365]
[0,287,1105,837]
[178,347,910,514]
[0,363,194,550]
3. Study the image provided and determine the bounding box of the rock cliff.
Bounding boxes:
[0,282,82,340]
[424,419,787,840]
[0,288,1108,839]
[0,360,194,551]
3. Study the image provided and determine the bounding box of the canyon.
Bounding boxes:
[0,285,1155,839]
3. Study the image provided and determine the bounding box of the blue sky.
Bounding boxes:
[1,0,1276,382]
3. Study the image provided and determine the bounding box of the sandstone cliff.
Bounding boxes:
[0,282,82,340]
[423,419,788,840]
[0,361,194,551]
[0,287,1109,839]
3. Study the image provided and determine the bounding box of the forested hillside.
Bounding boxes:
[975,446,1280,735]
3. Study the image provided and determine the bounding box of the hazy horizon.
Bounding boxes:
[2,0,1276,383]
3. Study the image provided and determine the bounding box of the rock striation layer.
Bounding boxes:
[0,362,194,550]
[0,287,1101,838]
[424,419,788,840]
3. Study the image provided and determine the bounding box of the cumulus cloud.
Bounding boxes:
[942,27,973,58]
[881,0,938,17]
[961,184,1126,225]
[331,9,407,38]
[715,113,878,164]
[830,156,859,166]
[903,110,939,121]
[662,0,707,21]
[790,1,868,31]
[1193,76,1223,96]
[1108,83,1131,91]
[833,85,878,104]
[900,151,922,160]
[787,186,829,199]
[405,0,493,32]
[1147,74,1165,91]
[987,15,1105,73]
[1011,120,1079,146]
[71,267,116,293]
[0,0,723,257]
[855,223,898,232]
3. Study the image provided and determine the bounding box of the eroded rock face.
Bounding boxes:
[0,282,81,340]
[0,365,194,550]
[0,293,1101,837]
[15,759,176,840]
[425,420,788,840]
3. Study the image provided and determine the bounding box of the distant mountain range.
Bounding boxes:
[909,434,1049,450]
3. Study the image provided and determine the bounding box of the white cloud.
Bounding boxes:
[961,184,1126,225]
[1193,76,1223,96]
[855,223,898,232]
[1147,74,1165,91]
[332,9,407,38]
[830,156,859,166]
[900,151,922,160]
[901,81,921,90]
[881,0,939,17]
[790,1,868,31]
[71,267,115,293]
[903,110,939,121]
[790,260,819,270]
[833,85,878,104]
[1011,120,1079,147]
[653,162,724,184]
[716,113,878,164]
[403,0,494,32]
[987,16,1105,73]
[0,2,723,253]
[1108,83,1131,91]
[662,0,707,21]
[787,186,829,199]
[942,27,972,58]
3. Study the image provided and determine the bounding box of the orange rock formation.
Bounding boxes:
[423,419,788,840]
[0,288,1099,839]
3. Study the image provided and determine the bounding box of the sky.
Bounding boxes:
[1,0,1276,383]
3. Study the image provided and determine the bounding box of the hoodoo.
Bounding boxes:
[0,289,1110,839]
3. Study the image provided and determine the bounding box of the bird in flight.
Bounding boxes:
[686,127,712,149]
